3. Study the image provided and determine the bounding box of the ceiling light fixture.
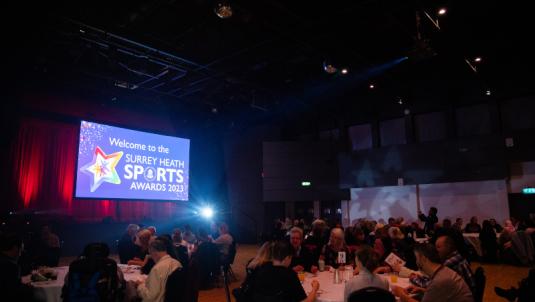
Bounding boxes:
[474,57,482,62]
[341,68,349,75]
[323,60,338,74]
[438,8,447,15]
[369,84,375,89]
[214,2,233,19]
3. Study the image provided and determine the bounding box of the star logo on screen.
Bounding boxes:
[81,146,124,192]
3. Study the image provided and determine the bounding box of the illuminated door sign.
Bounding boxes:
[522,187,535,194]
[301,181,311,187]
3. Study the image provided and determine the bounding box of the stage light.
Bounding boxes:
[369,84,375,89]
[200,207,214,219]
[214,2,233,19]
[438,8,447,15]
[397,97,403,105]
[341,68,349,75]
[474,57,482,62]
[486,90,491,96]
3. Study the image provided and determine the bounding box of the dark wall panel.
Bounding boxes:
[263,142,346,201]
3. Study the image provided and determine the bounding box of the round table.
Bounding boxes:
[22,264,146,302]
[301,270,411,302]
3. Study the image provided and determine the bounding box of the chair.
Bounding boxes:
[474,267,486,302]
[348,287,396,302]
[165,267,188,302]
[222,241,237,281]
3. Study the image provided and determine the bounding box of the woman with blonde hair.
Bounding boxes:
[127,229,153,266]
[320,228,353,267]
[247,241,273,272]
[233,242,273,302]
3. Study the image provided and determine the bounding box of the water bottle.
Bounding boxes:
[334,268,341,284]
[318,259,325,272]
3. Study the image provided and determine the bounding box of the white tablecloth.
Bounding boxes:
[301,270,411,302]
[22,264,145,302]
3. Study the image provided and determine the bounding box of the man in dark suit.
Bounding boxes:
[289,227,318,273]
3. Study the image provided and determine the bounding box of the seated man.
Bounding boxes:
[288,227,317,273]
[0,233,32,301]
[213,223,234,259]
[435,235,476,293]
[464,217,482,233]
[136,238,181,302]
[253,240,319,302]
[392,243,473,302]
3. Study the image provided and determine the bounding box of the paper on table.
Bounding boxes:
[385,252,405,269]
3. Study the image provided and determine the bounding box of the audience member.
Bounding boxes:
[252,240,319,302]
[234,242,273,302]
[320,228,352,267]
[495,268,535,302]
[147,226,157,236]
[141,236,180,275]
[136,238,181,302]
[489,219,503,233]
[479,220,499,262]
[39,225,61,267]
[62,242,124,302]
[503,219,516,233]
[392,243,474,302]
[128,229,152,266]
[373,227,392,262]
[435,235,476,293]
[410,222,426,239]
[464,217,482,233]
[418,207,439,236]
[289,227,317,273]
[389,226,417,270]
[453,218,464,232]
[0,233,32,301]
[213,223,234,258]
[183,225,197,244]
[171,228,187,246]
[344,246,389,302]
[118,224,139,264]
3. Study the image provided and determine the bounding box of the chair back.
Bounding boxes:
[164,267,188,302]
[474,267,486,302]
[348,287,395,302]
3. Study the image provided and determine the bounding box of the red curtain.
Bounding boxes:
[12,117,175,222]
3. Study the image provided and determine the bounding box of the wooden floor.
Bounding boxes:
[198,244,531,302]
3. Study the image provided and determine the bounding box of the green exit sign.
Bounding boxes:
[522,188,535,194]
[301,181,311,187]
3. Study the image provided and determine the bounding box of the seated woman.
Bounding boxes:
[252,241,320,302]
[127,229,152,267]
[373,227,392,263]
[233,242,273,302]
[344,246,389,302]
[320,228,353,268]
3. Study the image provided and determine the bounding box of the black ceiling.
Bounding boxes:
[6,0,534,130]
